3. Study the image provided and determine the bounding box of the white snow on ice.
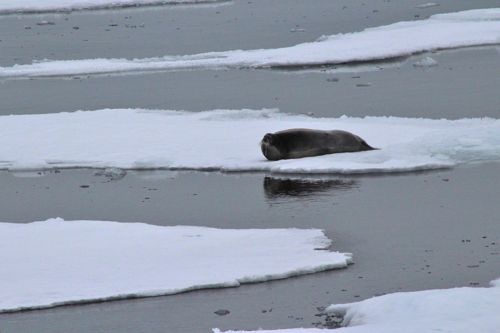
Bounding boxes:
[0,218,351,313]
[0,9,499,78]
[0,0,226,14]
[0,108,499,173]
[215,278,500,333]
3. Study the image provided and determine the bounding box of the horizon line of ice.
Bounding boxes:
[0,9,499,79]
[0,218,351,313]
[0,108,499,174]
[0,0,230,14]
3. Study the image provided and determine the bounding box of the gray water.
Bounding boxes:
[1,164,499,333]
[1,46,499,118]
[0,0,499,332]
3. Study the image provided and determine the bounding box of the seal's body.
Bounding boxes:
[260,129,376,161]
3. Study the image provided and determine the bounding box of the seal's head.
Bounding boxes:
[261,133,283,161]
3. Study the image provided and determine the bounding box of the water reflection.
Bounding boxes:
[129,170,179,181]
[263,176,358,202]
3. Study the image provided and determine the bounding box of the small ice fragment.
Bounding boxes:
[413,56,438,67]
[37,20,55,25]
[94,167,127,181]
[416,2,439,8]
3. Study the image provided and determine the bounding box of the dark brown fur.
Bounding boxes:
[261,129,376,161]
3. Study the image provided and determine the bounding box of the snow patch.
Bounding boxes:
[0,218,351,313]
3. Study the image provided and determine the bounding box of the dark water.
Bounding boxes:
[0,0,499,332]
[1,46,499,119]
[1,164,499,333]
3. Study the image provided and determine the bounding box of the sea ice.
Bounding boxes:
[416,2,440,9]
[412,56,438,67]
[215,278,500,333]
[94,167,127,180]
[0,108,499,174]
[0,218,351,313]
[0,9,498,78]
[0,0,226,14]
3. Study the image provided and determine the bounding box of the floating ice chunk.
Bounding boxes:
[416,2,439,9]
[36,20,55,26]
[0,218,351,313]
[0,9,499,79]
[326,281,500,333]
[94,167,127,181]
[215,277,500,332]
[412,56,438,67]
[490,278,500,287]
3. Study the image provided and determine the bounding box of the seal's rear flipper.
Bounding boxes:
[361,140,379,151]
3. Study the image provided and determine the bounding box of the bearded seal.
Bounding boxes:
[260,129,376,161]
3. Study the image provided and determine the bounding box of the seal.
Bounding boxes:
[260,129,376,161]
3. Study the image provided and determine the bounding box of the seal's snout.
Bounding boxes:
[261,133,282,161]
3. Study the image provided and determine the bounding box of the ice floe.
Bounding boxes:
[0,108,499,173]
[0,218,350,313]
[215,278,500,333]
[0,9,498,79]
[0,0,227,14]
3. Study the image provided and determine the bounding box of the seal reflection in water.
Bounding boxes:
[261,129,376,161]
[263,177,357,200]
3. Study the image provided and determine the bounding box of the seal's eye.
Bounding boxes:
[263,133,274,144]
